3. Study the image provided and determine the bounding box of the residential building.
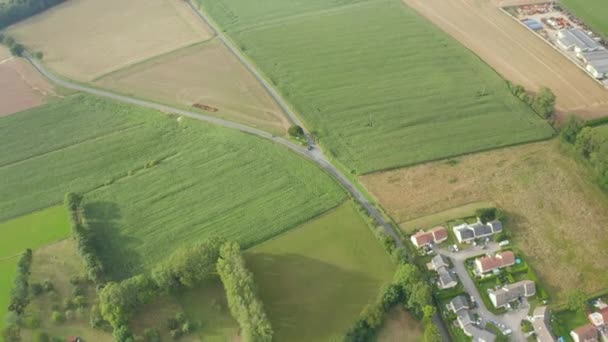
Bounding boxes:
[457,310,475,328]
[437,267,458,289]
[571,324,599,342]
[453,219,503,243]
[463,325,497,342]
[532,306,555,342]
[589,308,608,327]
[449,295,470,313]
[410,226,448,247]
[429,254,450,271]
[475,251,516,274]
[488,280,536,308]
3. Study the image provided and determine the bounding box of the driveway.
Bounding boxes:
[438,243,529,341]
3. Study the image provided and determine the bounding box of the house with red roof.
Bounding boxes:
[410,226,447,248]
[475,251,515,274]
[589,307,608,327]
[570,324,599,342]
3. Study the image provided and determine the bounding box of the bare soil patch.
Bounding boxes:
[375,307,424,342]
[96,40,288,134]
[402,0,608,119]
[362,141,608,301]
[7,0,213,81]
[0,48,54,116]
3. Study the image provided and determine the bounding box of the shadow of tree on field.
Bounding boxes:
[85,201,143,281]
[245,252,384,342]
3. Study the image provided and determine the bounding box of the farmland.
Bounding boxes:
[6,0,212,81]
[361,140,608,301]
[0,46,55,116]
[245,201,396,341]
[198,0,554,173]
[96,39,288,134]
[402,0,608,120]
[0,206,71,332]
[0,94,345,279]
[561,0,608,38]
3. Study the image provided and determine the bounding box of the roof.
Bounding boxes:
[476,251,515,273]
[558,29,601,51]
[571,324,598,341]
[534,305,548,318]
[450,295,470,312]
[431,226,448,241]
[411,231,434,246]
[533,306,555,342]
[523,19,543,31]
[488,220,503,232]
[438,267,458,288]
[583,50,608,74]
[489,280,535,308]
[432,254,450,269]
[471,221,493,236]
[589,307,608,326]
[457,310,474,327]
[463,325,497,342]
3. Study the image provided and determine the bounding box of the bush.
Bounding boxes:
[30,282,44,296]
[288,125,305,138]
[35,331,50,342]
[175,312,186,324]
[65,310,74,321]
[182,322,192,335]
[9,43,24,57]
[42,279,54,292]
[51,311,64,324]
[167,317,179,330]
[530,87,556,119]
[2,325,20,342]
[89,305,104,329]
[560,115,584,144]
[144,328,160,342]
[170,329,183,340]
[73,295,87,308]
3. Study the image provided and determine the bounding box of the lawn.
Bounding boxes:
[197,0,554,174]
[0,206,71,333]
[245,201,395,341]
[361,140,608,302]
[6,0,212,81]
[96,39,288,135]
[560,0,608,38]
[0,94,346,279]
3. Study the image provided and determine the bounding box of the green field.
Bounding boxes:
[0,94,345,279]
[561,0,608,38]
[245,201,395,341]
[0,206,71,333]
[197,0,554,173]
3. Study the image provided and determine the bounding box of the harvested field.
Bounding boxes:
[0,47,54,116]
[198,0,553,173]
[361,141,608,301]
[402,0,608,120]
[96,40,288,134]
[7,0,213,81]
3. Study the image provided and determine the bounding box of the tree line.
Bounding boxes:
[2,249,33,341]
[217,242,273,342]
[0,0,65,30]
[507,82,556,120]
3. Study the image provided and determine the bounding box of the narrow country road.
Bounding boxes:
[25,3,450,338]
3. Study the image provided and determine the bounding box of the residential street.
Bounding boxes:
[438,243,529,341]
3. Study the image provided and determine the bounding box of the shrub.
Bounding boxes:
[73,295,87,308]
[288,125,305,138]
[30,283,44,296]
[2,325,20,342]
[175,312,186,324]
[143,328,160,342]
[530,87,556,119]
[89,305,104,328]
[42,279,54,292]
[51,311,64,324]
[560,115,584,144]
[170,329,183,340]
[35,331,50,342]
[167,317,179,330]
[65,310,74,321]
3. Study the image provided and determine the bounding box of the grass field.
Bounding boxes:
[245,201,395,341]
[0,206,71,333]
[0,94,345,279]
[197,0,554,173]
[399,201,494,233]
[361,140,608,302]
[96,39,287,134]
[7,0,213,81]
[561,0,608,38]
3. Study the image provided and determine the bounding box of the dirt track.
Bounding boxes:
[402,0,608,119]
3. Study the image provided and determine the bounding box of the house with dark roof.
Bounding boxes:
[488,280,535,308]
[437,267,458,289]
[429,254,450,271]
[532,306,555,342]
[475,251,515,274]
[457,310,475,328]
[463,325,497,342]
[453,219,503,243]
[410,226,448,248]
[570,324,599,342]
[449,295,470,313]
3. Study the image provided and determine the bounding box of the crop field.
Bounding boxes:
[402,0,608,120]
[361,141,608,302]
[0,206,71,332]
[96,40,288,134]
[561,0,608,38]
[198,0,554,173]
[245,201,395,341]
[7,0,213,81]
[0,46,55,116]
[0,94,345,279]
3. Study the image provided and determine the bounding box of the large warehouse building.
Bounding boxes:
[557,28,602,55]
[582,50,608,79]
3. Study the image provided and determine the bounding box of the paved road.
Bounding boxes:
[439,244,529,341]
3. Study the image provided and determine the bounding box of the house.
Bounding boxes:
[457,310,475,328]
[429,254,450,271]
[410,226,448,247]
[582,50,608,79]
[453,219,503,243]
[475,251,515,274]
[532,306,555,342]
[437,267,458,289]
[488,280,536,308]
[557,29,603,55]
[571,324,599,342]
[589,308,608,327]
[449,295,470,313]
[463,325,497,342]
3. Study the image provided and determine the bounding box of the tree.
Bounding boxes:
[34,331,50,342]
[560,115,584,144]
[531,87,556,119]
[288,125,304,138]
[567,290,588,312]
[422,305,436,322]
[143,328,160,342]
[476,207,498,224]
[34,51,43,60]
[3,35,15,47]
[9,43,24,57]
[113,325,134,342]
[51,311,64,324]
[422,323,441,342]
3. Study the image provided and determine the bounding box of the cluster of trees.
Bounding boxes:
[65,193,105,284]
[2,249,33,341]
[288,125,305,139]
[0,33,24,56]
[344,263,439,342]
[560,116,608,189]
[0,0,65,29]
[507,83,556,119]
[217,242,273,342]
